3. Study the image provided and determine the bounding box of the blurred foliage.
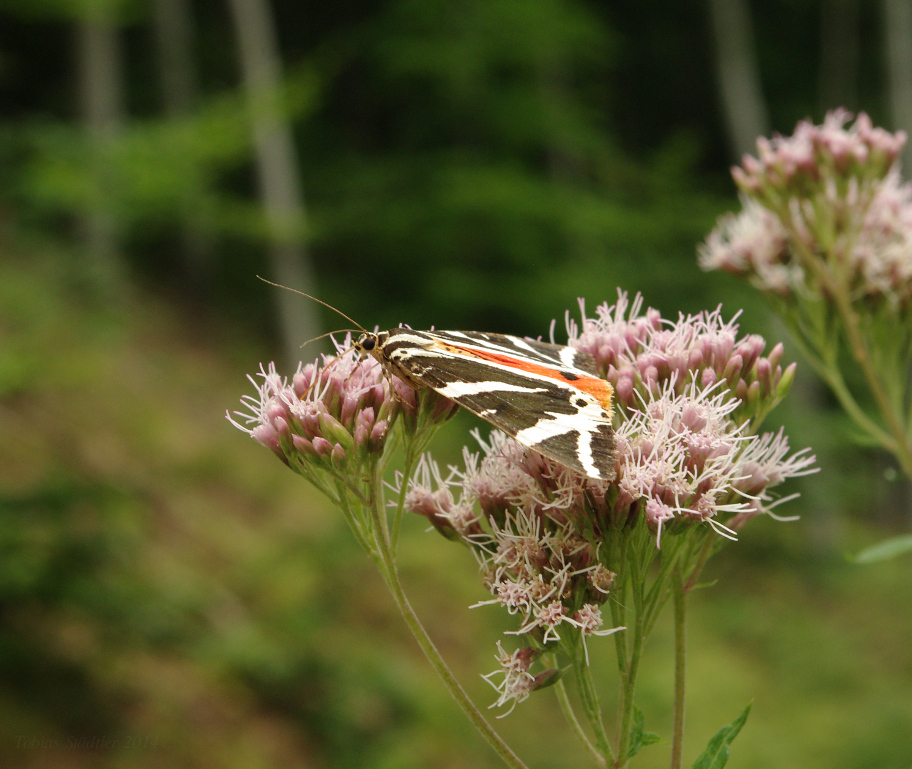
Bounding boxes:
[1,0,911,766]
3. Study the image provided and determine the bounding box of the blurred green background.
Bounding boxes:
[2,0,912,767]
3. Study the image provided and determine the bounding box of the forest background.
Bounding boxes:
[2,0,912,767]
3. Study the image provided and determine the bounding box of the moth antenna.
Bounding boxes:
[298,330,362,350]
[256,276,369,334]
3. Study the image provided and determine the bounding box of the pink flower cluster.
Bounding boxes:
[565,292,794,426]
[481,643,558,715]
[732,109,905,201]
[232,298,814,712]
[400,296,814,707]
[701,111,912,305]
[228,343,397,474]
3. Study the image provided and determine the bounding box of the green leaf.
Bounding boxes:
[851,534,912,564]
[626,706,663,758]
[690,702,752,769]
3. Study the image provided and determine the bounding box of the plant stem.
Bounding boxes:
[614,601,643,767]
[670,568,687,769]
[553,674,606,767]
[365,493,531,769]
[575,658,615,764]
[386,565,530,769]
[390,449,417,550]
[789,235,912,477]
[829,286,912,477]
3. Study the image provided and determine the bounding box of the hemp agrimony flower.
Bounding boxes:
[231,298,814,768]
[228,340,458,495]
[701,109,912,490]
[399,294,814,736]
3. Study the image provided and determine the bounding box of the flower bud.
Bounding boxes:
[340,392,361,427]
[356,406,376,432]
[318,412,354,453]
[723,354,743,383]
[369,419,389,450]
[266,401,289,425]
[756,357,771,389]
[312,436,332,457]
[746,379,761,407]
[272,415,290,437]
[291,434,316,456]
[251,424,281,453]
[777,362,797,398]
[735,378,748,402]
[615,371,635,407]
[531,668,561,692]
[587,565,616,599]
[353,423,369,450]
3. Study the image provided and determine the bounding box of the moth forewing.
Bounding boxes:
[354,328,617,481]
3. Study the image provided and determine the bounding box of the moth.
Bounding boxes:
[353,328,617,482]
[258,278,617,481]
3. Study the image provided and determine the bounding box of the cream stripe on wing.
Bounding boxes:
[434,380,549,398]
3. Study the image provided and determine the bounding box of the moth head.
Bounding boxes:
[354,332,378,357]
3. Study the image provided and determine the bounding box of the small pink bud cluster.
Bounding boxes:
[229,346,398,474]
[391,375,460,436]
[732,109,905,203]
[482,642,559,715]
[701,111,912,307]
[567,292,795,425]
[403,453,482,541]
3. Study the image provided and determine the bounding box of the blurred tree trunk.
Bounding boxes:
[818,0,859,111]
[225,0,321,361]
[705,0,770,160]
[883,0,912,170]
[152,0,213,281]
[77,16,126,292]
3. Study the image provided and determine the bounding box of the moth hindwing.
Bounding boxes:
[354,328,617,481]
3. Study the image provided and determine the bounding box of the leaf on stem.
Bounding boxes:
[626,706,663,759]
[690,702,752,769]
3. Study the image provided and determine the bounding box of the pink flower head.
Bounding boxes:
[564,291,793,427]
[733,110,905,202]
[704,112,912,308]
[231,331,461,476]
[395,296,813,685]
[228,337,402,473]
[481,642,545,715]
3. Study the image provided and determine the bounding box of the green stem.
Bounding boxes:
[553,674,606,768]
[391,448,418,551]
[364,491,530,769]
[575,657,615,764]
[829,287,912,477]
[682,532,716,593]
[386,565,530,769]
[789,236,912,477]
[335,483,381,566]
[670,568,687,769]
[614,598,644,767]
[782,292,894,449]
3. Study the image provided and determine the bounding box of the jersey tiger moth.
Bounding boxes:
[257,279,617,482]
[353,328,617,482]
